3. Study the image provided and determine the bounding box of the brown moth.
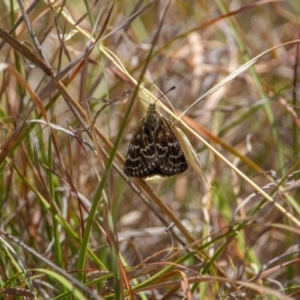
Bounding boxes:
[124,103,188,178]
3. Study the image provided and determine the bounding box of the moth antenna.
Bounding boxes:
[151,86,181,119]
[154,86,176,105]
[138,86,176,107]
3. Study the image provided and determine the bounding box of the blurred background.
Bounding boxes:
[0,1,300,299]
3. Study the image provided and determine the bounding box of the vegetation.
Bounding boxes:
[0,0,300,299]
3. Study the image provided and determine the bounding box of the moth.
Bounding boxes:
[124,103,188,178]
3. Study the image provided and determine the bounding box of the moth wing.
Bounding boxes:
[154,118,188,176]
[124,120,158,177]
